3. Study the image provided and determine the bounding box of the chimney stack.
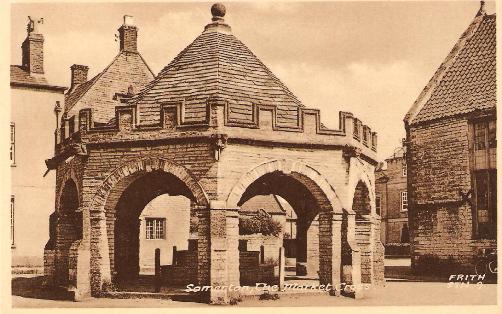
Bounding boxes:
[70,64,89,91]
[118,15,138,52]
[22,16,44,74]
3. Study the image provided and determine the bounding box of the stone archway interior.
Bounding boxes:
[106,170,195,283]
[236,171,329,279]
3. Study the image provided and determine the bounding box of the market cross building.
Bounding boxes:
[44,3,384,303]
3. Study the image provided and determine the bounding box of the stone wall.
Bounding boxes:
[161,249,198,286]
[407,116,496,273]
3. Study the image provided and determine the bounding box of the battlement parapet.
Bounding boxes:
[55,98,377,157]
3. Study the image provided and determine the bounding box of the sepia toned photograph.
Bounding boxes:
[6,0,498,310]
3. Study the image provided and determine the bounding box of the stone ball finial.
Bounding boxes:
[211,3,226,18]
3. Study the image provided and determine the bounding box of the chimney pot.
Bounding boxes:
[124,15,134,26]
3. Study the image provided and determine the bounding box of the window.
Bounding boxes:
[472,120,496,239]
[402,163,407,177]
[401,191,408,212]
[11,195,15,247]
[146,218,165,240]
[375,195,381,215]
[10,123,15,165]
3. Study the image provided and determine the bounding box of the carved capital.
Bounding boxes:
[342,144,361,159]
[211,133,228,160]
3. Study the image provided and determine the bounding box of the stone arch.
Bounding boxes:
[226,159,345,285]
[56,167,81,214]
[88,157,209,288]
[91,157,209,212]
[347,161,376,215]
[227,159,343,213]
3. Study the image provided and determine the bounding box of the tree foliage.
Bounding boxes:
[239,211,282,237]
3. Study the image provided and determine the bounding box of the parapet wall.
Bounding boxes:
[54,97,378,160]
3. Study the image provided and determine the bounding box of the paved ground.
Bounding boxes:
[12,277,497,308]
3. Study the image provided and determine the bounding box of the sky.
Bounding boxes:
[10,1,496,161]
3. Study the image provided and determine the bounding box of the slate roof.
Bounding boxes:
[10,65,66,91]
[129,17,305,127]
[405,11,496,125]
[240,195,286,215]
[65,51,155,123]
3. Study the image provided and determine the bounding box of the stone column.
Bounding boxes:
[355,215,372,284]
[306,216,319,277]
[43,212,58,286]
[346,212,363,298]
[370,214,385,285]
[206,201,240,304]
[318,212,342,295]
[89,209,112,296]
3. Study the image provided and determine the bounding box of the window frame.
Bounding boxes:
[145,217,166,240]
[470,118,497,239]
[400,191,408,212]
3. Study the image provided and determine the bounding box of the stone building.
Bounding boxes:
[10,17,66,268]
[44,4,384,303]
[43,13,154,288]
[375,147,410,254]
[404,3,496,274]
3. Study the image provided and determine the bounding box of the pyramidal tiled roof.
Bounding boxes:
[65,51,155,123]
[130,7,304,127]
[405,8,496,126]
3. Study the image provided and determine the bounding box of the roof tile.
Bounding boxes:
[412,14,496,124]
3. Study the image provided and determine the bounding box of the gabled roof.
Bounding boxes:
[129,13,305,126]
[65,51,155,123]
[240,195,286,215]
[405,9,496,126]
[10,65,66,92]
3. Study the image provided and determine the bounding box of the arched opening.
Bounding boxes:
[104,170,197,290]
[236,170,332,284]
[352,180,372,283]
[55,179,82,286]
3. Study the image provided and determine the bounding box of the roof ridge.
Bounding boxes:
[65,52,123,113]
[404,12,486,126]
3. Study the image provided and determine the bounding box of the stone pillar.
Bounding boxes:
[355,215,372,284]
[206,201,240,304]
[89,209,112,296]
[318,212,342,295]
[306,216,319,277]
[43,212,58,286]
[370,214,385,285]
[68,238,91,301]
[346,212,363,298]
